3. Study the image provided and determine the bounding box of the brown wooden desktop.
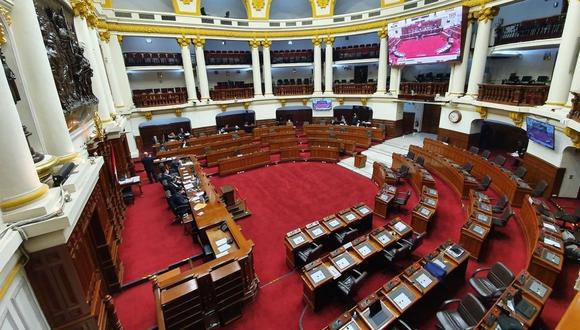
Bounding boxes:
[410,190,438,234]
[304,123,384,143]
[409,145,479,199]
[156,135,253,159]
[253,125,295,139]
[260,131,297,145]
[459,190,493,261]
[268,137,299,153]
[309,146,339,162]
[519,195,564,288]
[153,156,258,330]
[392,153,436,194]
[422,139,532,207]
[217,151,271,176]
[371,161,398,188]
[153,131,247,152]
[323,241,470,330]
[279,146,302,162]
[308,137,356,156]
[374,184,397,219]
[206,143,261,167]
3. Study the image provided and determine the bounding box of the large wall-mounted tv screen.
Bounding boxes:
[388,6,467,66]
[526,117,555,150]
[312,98,332,111]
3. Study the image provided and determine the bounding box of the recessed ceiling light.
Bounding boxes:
[145,38,152,44]
[288,40,293,45]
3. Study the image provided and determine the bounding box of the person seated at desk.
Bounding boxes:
[170,188,192,217]
[331,117,340,125]
[286,118,293,126]
[351,113,360,126]
[167,131,177,140]
[141,152,156,183]
[218,124,229,134]
[340,115,347,125]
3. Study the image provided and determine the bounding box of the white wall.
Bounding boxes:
[401,63,452,81]
[439,105,484,134]
[121,36,181,53]
[559,147,580,198]
[486,49,557,84]
[207,68,254,88]
[493,0,565,26]
[333,63,379,83]
[201,0,247,18]
[113,0,174,12]
[335,0,381,15]
[404,102,423,131]
[128,70,186,90]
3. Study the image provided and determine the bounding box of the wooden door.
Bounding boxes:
[422,104,441,134]
[403,112,415,135]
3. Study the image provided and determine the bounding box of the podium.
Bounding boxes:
[354,153,367,168]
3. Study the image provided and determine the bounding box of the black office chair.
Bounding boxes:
[468,146,480,154]
[297,243,323,266]
[469,262,514,304]
[555,209,580,226]
[392,191,411,212]
[439,136,449,143]
[121,187,135,205]
[395,165,410,185]
[334,227,359,245]
[492,195,509,214]
[481,150,491,159]
[383,232,425,264]
[513,166,527,179]
[406,151,415,160]
[461,162,473,174]
[336,269,367,301]
[415,156,425,166]
[477,175,492,191]
[537,202,554,218]
[531,180,548,197]
[435,293,487,330]
[492,207,514,228]
[493,155,507,166]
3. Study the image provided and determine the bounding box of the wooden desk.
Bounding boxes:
[217,151,271,176]
[556,292,580,330]
[157,135,253,159]
[323,241,469,329]
[411,203,436,234]
[206,143,261,167]
[279,146,302,162]
[154,156,257,330]
[309,146,339,163]
[422,139,532,207]
[354,153,367,168]
[268,138,298,153]
[372,161,398,187]
[374,184,397,218]
[409,145,479,199]
[392,153,436,194]
[253,125,294,139]
[308,137,356,156]
[459,221,490,261]
[519,195,564,288]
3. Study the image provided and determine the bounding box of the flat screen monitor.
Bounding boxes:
[388,6,467,65]
[312,98,332,111]
[526,117,555,149]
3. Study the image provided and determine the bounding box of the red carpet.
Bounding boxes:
[114,161,577,329]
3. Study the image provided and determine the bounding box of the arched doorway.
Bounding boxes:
[477,120,528,154]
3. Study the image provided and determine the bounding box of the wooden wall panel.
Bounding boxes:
[255,119,277,127]
[422,104,441,134]
[372,119,403,139]
[523,153,565,198]
[437,128,480,150]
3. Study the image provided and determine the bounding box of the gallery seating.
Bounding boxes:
[461,162,474,174]
[271,49,314,64]
[435,293,487,330]
[334,43,379,61]
[123,52,183,66]
[132,88,188,108]
[481,149,491,159]
[205,50,251,65]
[468,262,515,304]
[297,242,324,265]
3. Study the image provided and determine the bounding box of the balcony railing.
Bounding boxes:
[399,82,448,100]
[272,50,314,64]
[206,51,251,66]
[274,84,314,96]
[494,14,566,46]
[334,44,379,61]
[477,83,549,106]
[124,52,182,67]
[334,83,377,95]
[569,92,580,122]
[133,88,187,108]
[210,87,253,100]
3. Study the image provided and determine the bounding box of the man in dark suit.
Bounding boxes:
[171,189,192,217]
[141,152,156,183]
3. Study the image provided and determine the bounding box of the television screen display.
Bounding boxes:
[388,6,466,65]
[312,98,332,111]
[526,117,555,149]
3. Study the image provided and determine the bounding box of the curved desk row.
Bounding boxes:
[206,143,261,167]
[323,240,469,330]
[519,196,564,288]
[157,135,254,159]
[409,145,479,199]
[371,162,398,188]
[302,219,415,311]
[308,137,356,155]
[253,125,295,139]
[217,151,271,176]
[422,139,532,207]
[153,130,247,152]
[260,130,297,144]
[304,123,385,142]
[391,153,436,194]
[153,156,258,330]
[268,137,299,153]
[459,190,494,261]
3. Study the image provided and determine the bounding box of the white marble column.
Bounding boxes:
[375,29,388,94]
[466,8,497,96]
[448,17,475,96]
[249,40,263,97]
[89,28,116,119]
[177,36,198,102]
[547,0,580,106]
[567,55,580,106]
[313,37,323,95]
[73,17,111,122]
[110,34,134,109]
[193,37,210,101]
[324,37,334,95]
[11,0,76,160]
[99,31,125,109]
[0,67,48,210]
[262,40,273,96]
[389,67,402,95]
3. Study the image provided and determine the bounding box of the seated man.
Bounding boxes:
[171,188,192,216]
[340,115,347,125]
[351,113,360,126]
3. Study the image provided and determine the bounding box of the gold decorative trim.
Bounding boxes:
[475,106,487,119]
[361,98,368,106]
[564,127,579,148]
[243,102,251,110]
[280,99,287,106]
[103,0,114,9]
[177,35,190,47]
[261,39,272,48]
[99,31,111,42]
[0,184,49,211]
[338,98,345,105]
[219,104,228,112]
[509,112,524,127]
[243,0,273,20]
[301,98,308,106]
[192,36,205,48]
[58,152,81,164]
[171,0,201,15]
[144,111,153,120]
[0,7,12,25]
[309,0,336,18]
[0,259,25,300]
[116,34,124,44]
[325,36,335,46]
[545,101,567,106]
[312,36,322,47]
[175,108,183,117]
[36,156,59,179]
[249,39,261,49]
[377,27,387,39]
[472,6,498,23]
[381,0,405,9]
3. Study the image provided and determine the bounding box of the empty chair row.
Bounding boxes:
[276,78,311,86]
[124,52,183,66]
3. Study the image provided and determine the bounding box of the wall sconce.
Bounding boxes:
[157,72,163,83]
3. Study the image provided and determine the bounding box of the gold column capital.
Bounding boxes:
[192,36,205,48]
[473,6,498,23]
[325,36,335,46]
[116,34,124,44]
[377,28,387,39]
[475,106,487,119]
[249,39,261,49]
[0,7,12,25]
[219,104,228,112]
[177,35,190,47]
[175,109,183,117]
[144,111,153,120]
[509,112,524,127]
[261,39,272,48]
[243,101,251,110]
[564,127,579,148]
[99,31,111,42]
[312,36,322,47]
